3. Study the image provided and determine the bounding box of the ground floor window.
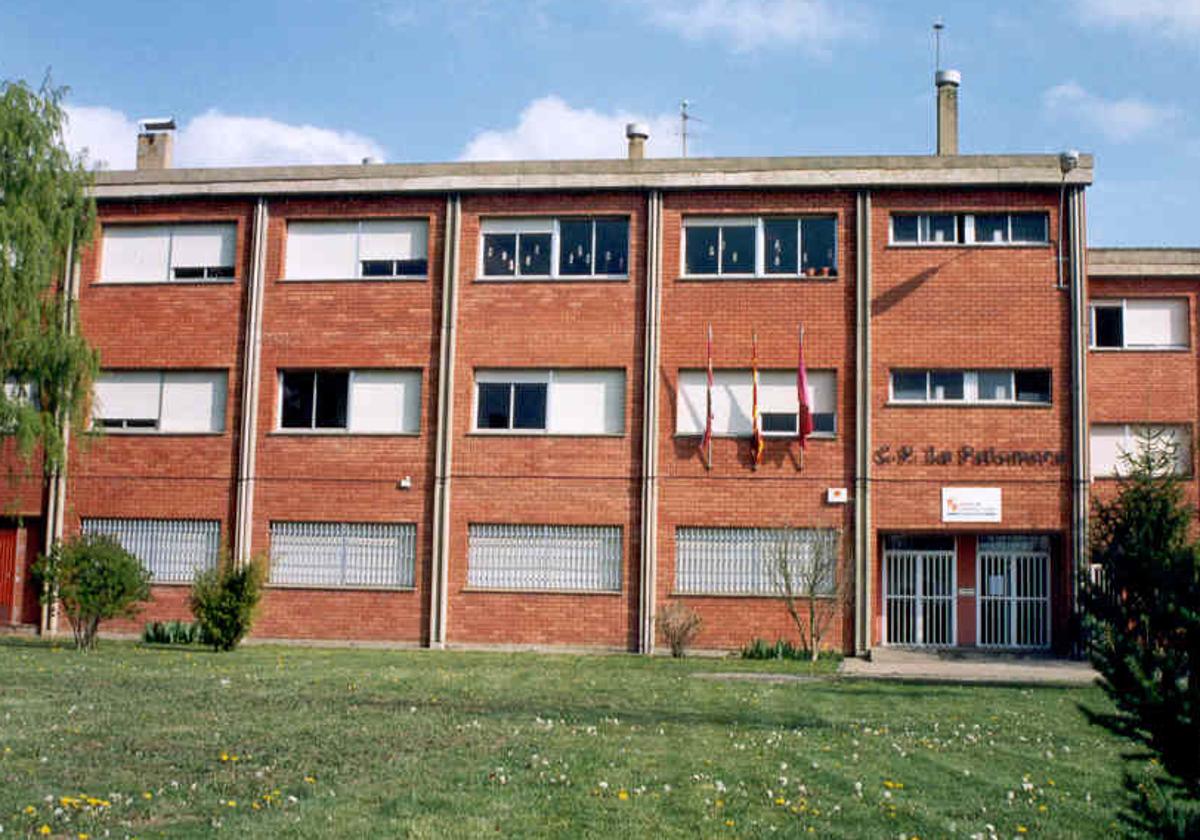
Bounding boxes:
[81,518,220,584]
[269,522,416,588]
[674,527,838,596]
[466,524,621,592]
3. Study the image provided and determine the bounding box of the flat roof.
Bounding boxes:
[91,153,1093,199]
[1088,248,1200,278]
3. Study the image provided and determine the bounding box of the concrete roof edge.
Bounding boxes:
[1088,247,1200,277]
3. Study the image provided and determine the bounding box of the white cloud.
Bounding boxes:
[459,96,679,161]
[1042,81,1177,143]
[63,106,387,170]
[1075,0,1200,38]
[636,0,870,55]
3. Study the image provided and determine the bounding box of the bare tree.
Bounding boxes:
[772,528,849,662]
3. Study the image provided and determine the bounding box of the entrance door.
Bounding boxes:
[0,527,15,624]
[977,535,1051,649]
[883,537,956,646]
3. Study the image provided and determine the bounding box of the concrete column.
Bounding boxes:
[233,198,269,565]
[638,190,664,653]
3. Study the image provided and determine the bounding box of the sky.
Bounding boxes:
[1,0,1198,246]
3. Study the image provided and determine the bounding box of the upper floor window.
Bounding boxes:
[278,369,421,433]
[473,369,625,434]
[683,217,837,278]
[100,223,236,283]
[676,369,837,437]
[890,212,1048,246]
[889,369,1051,405]
[1090,424,1191,478]
[93,370,227,433]
[479,218,629,279]
[285,220,428,281]
[1090,298,1189,350]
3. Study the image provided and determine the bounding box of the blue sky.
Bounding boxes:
[2,0,1198,246]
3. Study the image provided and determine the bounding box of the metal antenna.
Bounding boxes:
[933,19,945,72]
[680,100,690,158]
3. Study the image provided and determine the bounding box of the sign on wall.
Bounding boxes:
[942,487,1002,523]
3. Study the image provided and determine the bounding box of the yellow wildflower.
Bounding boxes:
[775,797,785,806]
[1017,827,1028,834]
[142,791,153,800]
[230,755,239,762]
[38,826,51,836]
[304,775,316,784]
[24,805,37,815]
[220,752,229,762]
[617,790,629,801]
[725,819,735,827]
[227,800,237,808]
[79,834,90,839]
[1039,804,1048,813]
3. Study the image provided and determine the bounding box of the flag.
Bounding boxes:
[701,324,714,469]
[751,332,764,467]
[797,325,814,449]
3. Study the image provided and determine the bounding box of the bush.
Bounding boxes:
[142,620,201,646]
[189,553,267,652]
[741,637,806,661]
[33,535,151,651]
[657,601,703,658]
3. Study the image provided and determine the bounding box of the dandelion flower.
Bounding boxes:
[142,792,153,800]
[303,776,316,784]
[38,827,50,836]
[24,806,36,815]
[227,800,237,808]
[617,790,629,801]
[1017,827,1028,834]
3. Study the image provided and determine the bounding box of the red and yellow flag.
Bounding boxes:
[751,332,764,467]
[701,324,714,469]
[797,325,814,449]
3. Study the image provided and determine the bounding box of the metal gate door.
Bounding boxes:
[977,537,1051,649]
[0,528,16,624]
[883,544,956,646]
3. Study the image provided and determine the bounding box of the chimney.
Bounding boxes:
[625,123,649,160]
[935,70,960,156]
[136,117,176,170]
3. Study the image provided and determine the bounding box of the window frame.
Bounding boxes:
[888,369,1052,406]
[1088,298,1190,351]
[477,217,631,281]
[1090,423,1193,479]
[274,368,421,435]
[283,218,431,282]
[471,369,625,436]
[888,212,1050,247]
[680,216,840,280]
[98,222,239,285]
[268,520,418,590]
[674,368,838,440]
[91,369,228,434]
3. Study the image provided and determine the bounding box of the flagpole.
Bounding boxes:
[798,324,805,472]
[705,323,713,471]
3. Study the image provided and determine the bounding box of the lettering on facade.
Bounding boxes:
[873,445,1066,468]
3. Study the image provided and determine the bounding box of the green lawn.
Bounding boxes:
[0,639,1126,838]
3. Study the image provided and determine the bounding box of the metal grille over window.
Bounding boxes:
[269,522,416,588]
[467,524,621,592]
[81,518,220,584]
[675,527,837,595]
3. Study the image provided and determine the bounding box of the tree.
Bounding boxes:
[1082,428,1200,837]
[773,528,848,662]
[32,534,151,650]
[0,77,98,477]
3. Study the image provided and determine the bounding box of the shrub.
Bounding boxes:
[33,535,151,651]
[142,620,201,646]
[189,553,267,652]
[741,637,805,661]
[657,601,703,658]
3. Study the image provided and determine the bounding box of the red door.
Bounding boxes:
[0,528,16,624]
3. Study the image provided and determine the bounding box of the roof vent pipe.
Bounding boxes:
[136,116,176,170]
[626,123,649,161]
[935,69,960,156]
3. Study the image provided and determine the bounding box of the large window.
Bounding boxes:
[889,369,1051,405]
[1090,424,1191,478]
[285,220,429,280]
[269,521,416,588]
[675,369,837,437]
[890,212,1048,245]
[100,223,236,283]
[683,217,837,277]
[1090,299,1189,350]
[473,369,625,434]
[81,518,220,584]
[479,217,629,279]
[467,524,621,592]
[93,370,226,432]
[278,370,421,433]
[675,527,838,595]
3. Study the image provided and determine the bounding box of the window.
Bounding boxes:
[889,212,1049,245]
[93,371,226,432]
[1090,299,1189,350]
[269,522,416,588]
[467,524,621,592]
[675,369,837,437]
[1090,424,1191,478]
[285,219,429,280]
[81,518,219,583]
[889,370,1051,405]
[479,217,629,279]
[684,216,838,277]
[100,223,236,283]
[277,370,421,433]
[473,369,625,434]
[675,527,838,595]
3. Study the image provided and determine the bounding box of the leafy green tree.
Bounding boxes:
[190,550,268,652]
[33,534,151,650]
[1083,428,1200,837]
[0,77,98,476]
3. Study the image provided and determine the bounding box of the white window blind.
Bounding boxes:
[101,226,171,283]
[1090,423,1191,477]
[169,224,235,272]
[358,220,427,261]
[285,221,358,280]
[675,527,838,595]
[81,518,220,583]
[269,522,416,587]
[545,370,625,434]
[467,524,621,591]
[348,370,421,433]
[1123,299,1189,348]
[94,372,162,424]
[160,372,227,433]
[94,371,227,432]
[480,218,555,235]
[676,369,835,435]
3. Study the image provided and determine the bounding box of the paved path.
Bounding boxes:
[838,649,1098,685]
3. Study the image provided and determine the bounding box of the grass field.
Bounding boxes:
[0,639,1126,838]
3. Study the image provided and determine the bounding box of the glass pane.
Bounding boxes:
[393,258,427,276]
[512,383,547,429]
[172,266,205,280]
[892,215,919,243]
[926,214,957,243]
[476,383,511,429]
[974,214,1008,243]
[1015,370,1051,403]
[812,412,836,435]
[930,371,965,401]
[685,226,719,275]
[361,259,394,277]
[801,217,837,276]
[1011,213,1048,242]
[892,371,927,401]
[763,219,798,274]
[885,535,955,552]
[558,220,592,276]
[482,233,516,276]
[1093,306,1123,347]
[761,412,796,433]
[519,233,552,275]
[720,226,755,273]
[281,372,315,428]
[977,371,1013,401]
[314,371,349,428]
[594,219,628,275]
